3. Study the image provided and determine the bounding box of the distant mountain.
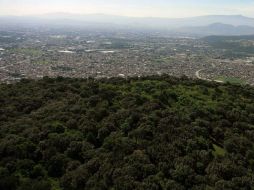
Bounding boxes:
[37,13,254,28]
[173,23,254,36]
[174,15,254,27]
[1,13,254,36]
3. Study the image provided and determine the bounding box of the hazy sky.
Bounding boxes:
[0,0,254,18]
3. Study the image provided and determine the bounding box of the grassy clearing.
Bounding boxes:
[49,178,61,190]
[212,144,226,157]
[153,56,176,64]
[215,76,246,85]
[11,48,43,57]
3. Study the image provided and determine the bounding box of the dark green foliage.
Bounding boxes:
[0,75,254,190]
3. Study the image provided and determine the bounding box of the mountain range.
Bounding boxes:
[1,13,254,36]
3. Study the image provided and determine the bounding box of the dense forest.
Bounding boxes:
[0,75,254,190]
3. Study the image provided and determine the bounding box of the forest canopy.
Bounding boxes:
[0,75,254,190]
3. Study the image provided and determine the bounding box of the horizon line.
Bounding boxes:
[0,12,253,20]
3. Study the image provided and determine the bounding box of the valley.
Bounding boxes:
[0,27,253,85]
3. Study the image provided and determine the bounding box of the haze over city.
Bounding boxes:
[0,0,254,18]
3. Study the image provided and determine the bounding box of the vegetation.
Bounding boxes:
[0,75,254,190]
[212,144,226,157]
[10,48,43,57]
[215,76,246,85]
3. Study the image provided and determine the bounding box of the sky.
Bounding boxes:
[0,0,254,18]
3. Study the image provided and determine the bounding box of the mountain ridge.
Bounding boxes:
[1,13,254,26]
[1,14,254,36]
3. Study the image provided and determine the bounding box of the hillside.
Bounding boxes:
[0,76,254,190]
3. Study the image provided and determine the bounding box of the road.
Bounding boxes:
[195,69,212,81]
